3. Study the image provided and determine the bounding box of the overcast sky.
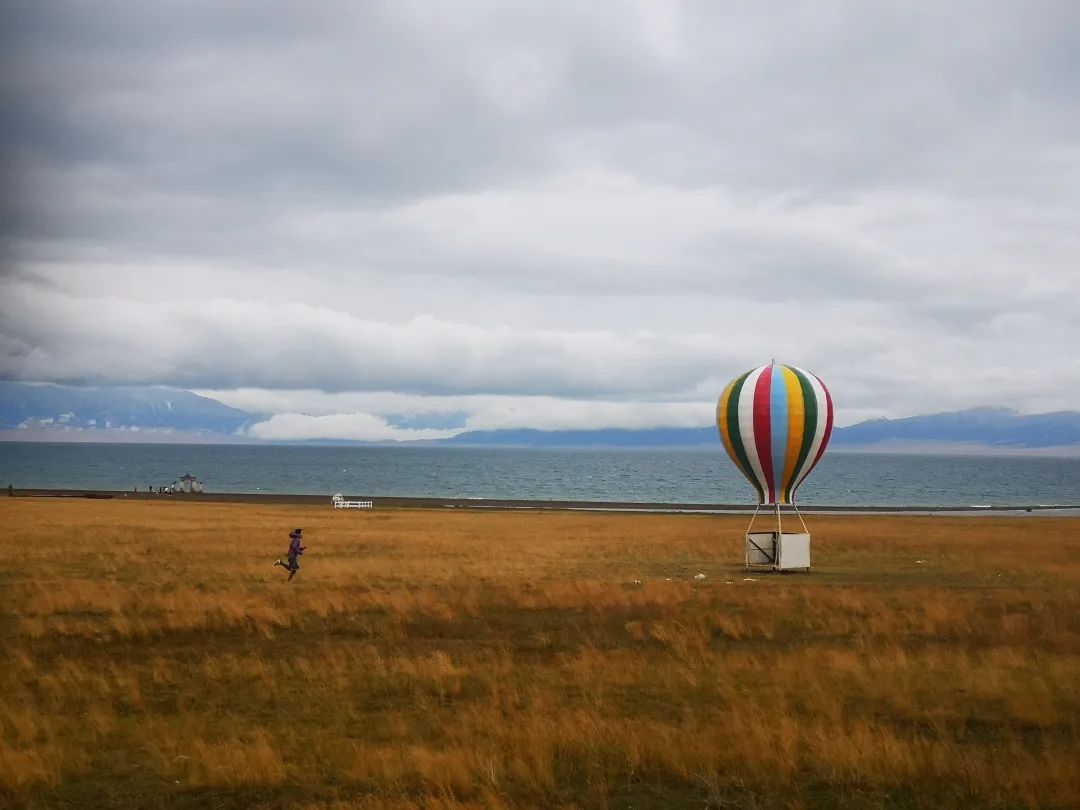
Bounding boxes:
[2,1,1079,440]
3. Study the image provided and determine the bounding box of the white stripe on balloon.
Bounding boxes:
[737,365,771,502]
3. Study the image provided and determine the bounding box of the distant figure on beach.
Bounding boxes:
[275,528,306,581]
[7,484,12,497]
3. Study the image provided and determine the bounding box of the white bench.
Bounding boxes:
[331,493,373,509]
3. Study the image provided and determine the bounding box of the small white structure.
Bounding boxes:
[332,493,373,509]
[745,531,811,572]
[178,473,205,494]
[741,503,812,572]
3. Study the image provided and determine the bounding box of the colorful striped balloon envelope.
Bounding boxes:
[716,362,834,505]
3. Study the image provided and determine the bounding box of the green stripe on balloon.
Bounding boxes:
[788,367,819,502]
[725,370,764,504]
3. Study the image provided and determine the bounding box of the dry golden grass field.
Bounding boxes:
[2,498,1079,809]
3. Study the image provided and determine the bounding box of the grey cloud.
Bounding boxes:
[3,271,1076,426]
[3,3,546,216]
[0,278,746,396]
[6,2,1078,240]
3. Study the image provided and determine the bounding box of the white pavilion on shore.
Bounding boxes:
[178,474,204,493]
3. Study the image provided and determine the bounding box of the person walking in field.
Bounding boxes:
[275,528,306,581]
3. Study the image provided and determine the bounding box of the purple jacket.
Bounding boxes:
[289,535,304,556]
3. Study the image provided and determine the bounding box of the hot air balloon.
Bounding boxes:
[716,361,834,571]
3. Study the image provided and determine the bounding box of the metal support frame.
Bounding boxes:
[744,504,774,567]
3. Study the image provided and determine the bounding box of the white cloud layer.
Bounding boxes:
[247,412,458,443]
[3,1,1080,437]
[213,388,719,440]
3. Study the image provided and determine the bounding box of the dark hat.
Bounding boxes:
[290,528,302,537]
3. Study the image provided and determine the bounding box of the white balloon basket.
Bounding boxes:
[744,504,811,573]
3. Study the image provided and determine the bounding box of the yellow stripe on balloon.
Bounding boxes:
[781,365,804,503]
[716,379,738,465]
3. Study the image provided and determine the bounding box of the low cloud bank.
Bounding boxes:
[242,396,717,442]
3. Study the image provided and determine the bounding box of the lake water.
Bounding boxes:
[2,442,1079,507]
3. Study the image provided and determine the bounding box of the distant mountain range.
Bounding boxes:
[0,382,256,436]
[443,427,719,448]
[829,407,1080,450]
[2,382,1079,453]
[441,408,1080,451]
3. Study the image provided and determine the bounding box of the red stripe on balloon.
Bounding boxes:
[753,365,775,504]
[807,376,834,475]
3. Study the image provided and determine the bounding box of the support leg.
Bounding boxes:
[744,503,762,570]
[744,503,762,536]
[792,503,809,534]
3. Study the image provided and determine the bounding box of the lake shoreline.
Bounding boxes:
[8,487,1079,515]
